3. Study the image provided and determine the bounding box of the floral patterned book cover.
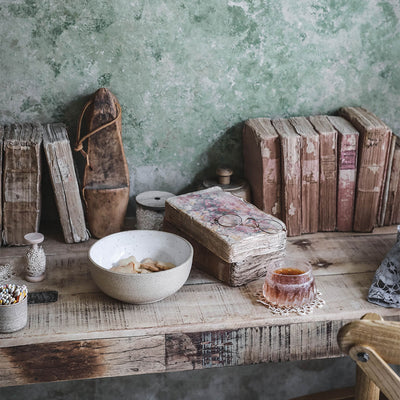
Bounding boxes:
[165,187,286,263]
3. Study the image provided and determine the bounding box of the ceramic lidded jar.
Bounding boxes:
[135,191,175,230]
[202,167,251,202]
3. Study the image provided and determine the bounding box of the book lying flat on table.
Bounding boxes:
[43,123,89,243]
[164,187,286,264]
[243,118,282,219]
[339,107,392,232]
[3,123,42,246]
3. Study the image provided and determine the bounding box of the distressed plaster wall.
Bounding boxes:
[1,1,399,398]
[1,0,400,205]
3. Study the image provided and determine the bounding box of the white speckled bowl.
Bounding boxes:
[88,230,193,304]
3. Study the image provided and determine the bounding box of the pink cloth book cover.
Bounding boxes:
[164,187,286,263]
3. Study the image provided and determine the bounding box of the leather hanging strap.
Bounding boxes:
[74,99,122,165]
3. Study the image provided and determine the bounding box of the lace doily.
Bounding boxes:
[0,264,16,283]
[255,290,325,316]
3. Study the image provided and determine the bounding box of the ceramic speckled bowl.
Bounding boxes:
[88,230,193,304]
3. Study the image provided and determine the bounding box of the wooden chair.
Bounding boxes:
[292,313,400,400]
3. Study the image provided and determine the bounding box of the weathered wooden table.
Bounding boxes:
[0,226,399,387]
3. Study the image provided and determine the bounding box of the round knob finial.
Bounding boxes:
[216,167,233,185]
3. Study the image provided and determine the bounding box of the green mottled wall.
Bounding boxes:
[1,0,400,206]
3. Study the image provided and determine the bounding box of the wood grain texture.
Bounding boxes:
[272,119,302,237]
[82,88,129,238]
[243,118,282,218]
[43,123,89,244]
[0,226,399,387]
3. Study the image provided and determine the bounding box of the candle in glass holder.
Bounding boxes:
[263,259,316,307]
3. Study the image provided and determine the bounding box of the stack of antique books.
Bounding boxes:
[0,123,88,246]
[164,187,287,286]
[243,107,397,236]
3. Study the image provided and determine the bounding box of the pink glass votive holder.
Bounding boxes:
[262,258,317,307]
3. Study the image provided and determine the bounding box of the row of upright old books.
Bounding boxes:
[243,107,396,237]
[0,123,88,246]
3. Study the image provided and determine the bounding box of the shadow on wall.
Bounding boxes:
[181,121,245,195]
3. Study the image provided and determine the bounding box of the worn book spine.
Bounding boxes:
[339,107,392,232]
[289,116,319,234]
[243,118,281,218]
[3,123,42,246]
[378,133,396,226]
[328,116,359,232]
[0,126,3,246]
[272,119,301,237]
[359,108,394,227]
[308,115,338,232]
[44,123,89,243]
[386,140,400,225]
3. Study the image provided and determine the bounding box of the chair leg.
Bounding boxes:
[355,365,380,400]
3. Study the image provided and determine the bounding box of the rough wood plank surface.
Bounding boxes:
[0,226,398,387]
[0,335,165,386]
[43,123,89,244]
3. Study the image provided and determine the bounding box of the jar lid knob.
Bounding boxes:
[216,167,233,185]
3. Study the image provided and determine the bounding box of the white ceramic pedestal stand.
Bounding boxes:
[24,232,46,283]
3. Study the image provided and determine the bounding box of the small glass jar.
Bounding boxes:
[263,257,316,307]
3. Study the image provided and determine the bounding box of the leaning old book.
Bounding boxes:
[43,123,89,243]
[289,116,319,234]
[164,187,286,264]
[0,126,3,246]
[3,123,42,245]
[339,107,392,232]
[272,119,302,237]
[308,115,338,232]
[360,108,395,227]
[384,138,400,225]
[328,116,359,232]
[242,118,281,219]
